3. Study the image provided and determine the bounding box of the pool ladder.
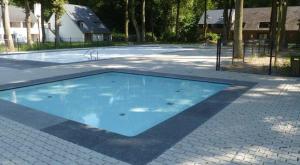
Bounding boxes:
[84,49,100,61]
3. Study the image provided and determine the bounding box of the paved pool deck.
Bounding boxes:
[0,48,299,165]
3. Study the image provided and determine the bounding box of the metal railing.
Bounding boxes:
[0,37,113,53]
[83,48,100,61]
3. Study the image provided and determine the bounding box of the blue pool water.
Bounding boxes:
[0,73,228,136]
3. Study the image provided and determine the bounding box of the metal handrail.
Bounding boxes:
[83,48,100,61]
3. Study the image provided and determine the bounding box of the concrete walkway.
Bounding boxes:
[0,50,299,165]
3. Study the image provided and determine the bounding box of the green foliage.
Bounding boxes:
[206,32,220,42]
[51,0,67,18]
[10,0,300,43]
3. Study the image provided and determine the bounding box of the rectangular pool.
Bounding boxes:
[0,46,197,64]
[0,72,228,136]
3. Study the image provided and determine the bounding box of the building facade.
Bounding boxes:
[199,7,300,43]
[0,4,42,44]
[46,4,111,42]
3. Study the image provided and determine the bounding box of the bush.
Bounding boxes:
[145,32,157,42]
[160,31,177,42]
[206,32,220,42]
[112,33,126,42]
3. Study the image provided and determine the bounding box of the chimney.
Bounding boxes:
[34,3,42,41]
[34,3,41,18]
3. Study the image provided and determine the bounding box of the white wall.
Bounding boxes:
[0,22,40,44]
[46,13,84,42]
[60,14,84,42]
[92,34,104,41]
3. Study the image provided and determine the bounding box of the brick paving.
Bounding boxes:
[0,47,299,164]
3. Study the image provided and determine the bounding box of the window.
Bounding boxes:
[77,21,85,29]
[259,22,270,29]
[10,22,21,28]
[22,22,34,28]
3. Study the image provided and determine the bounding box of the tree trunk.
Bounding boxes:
[130,0,141,42]
[41,2,46,43]
[233,0,244,58]
[203,0,208,39]
[279,1,288,50]
[150,0,154,41]
[55,14,61,46]
[25,0,33,46]
[1,0,14,51]
[141,0,146,42]
[275,1,283,65]
[223,0,229,45]
[124,0,129,41]
[228,0,234,40]
[175,0,180,40]
[270,0,278,67]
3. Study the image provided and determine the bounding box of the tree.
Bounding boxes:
[51,0,66,46]
[233,0,244,58]
[1,0,14,51]
[130,0,141,42]
[141,0,146,42]
[13,0,34,46]
[175,0,180,40]
[223,0,234,45]
[25,0,33,46]
[279,0,288,50]
[124,0,129,41]
[203,0,208,39]
[41,1,46,43]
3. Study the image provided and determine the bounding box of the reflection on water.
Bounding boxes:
[0,72,228,136]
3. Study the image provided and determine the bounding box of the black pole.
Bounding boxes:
[232,43,234,64]
[269,40,274,75]
[216,38,222,71]
[216,39,220,71]
[243,40,246,63]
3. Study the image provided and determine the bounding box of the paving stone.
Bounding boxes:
[0,54,299,165]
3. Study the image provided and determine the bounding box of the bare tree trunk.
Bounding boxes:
[124,0,129,41]
[233,0,244,58]
[141,0,146,42]
[269,0,278,68]
[275,1,283,65]
[280,1,287,50]
[1,0,14,51]
[175,0,180,40]
[223,0,229,45]
[150,0,154,41]
[130,0,141,42]
[41,2,46,43]
[55,14,61,46]
[228,0,234,40]
[25,0,33,46]
[203,0,208,39]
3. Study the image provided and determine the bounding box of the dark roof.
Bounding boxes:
[64,4,110,34]
[0,6,37,23]
[199,6,300,31]
[198,9,230,25]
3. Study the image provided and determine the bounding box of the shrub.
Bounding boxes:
[206,32,220,42]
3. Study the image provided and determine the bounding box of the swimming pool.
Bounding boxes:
[0,46,198,64]
[0,72,228,136]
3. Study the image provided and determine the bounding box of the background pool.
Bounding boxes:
[0,72,228,136]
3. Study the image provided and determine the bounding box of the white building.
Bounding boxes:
[0,4,42,43]
[46,4,111,42]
